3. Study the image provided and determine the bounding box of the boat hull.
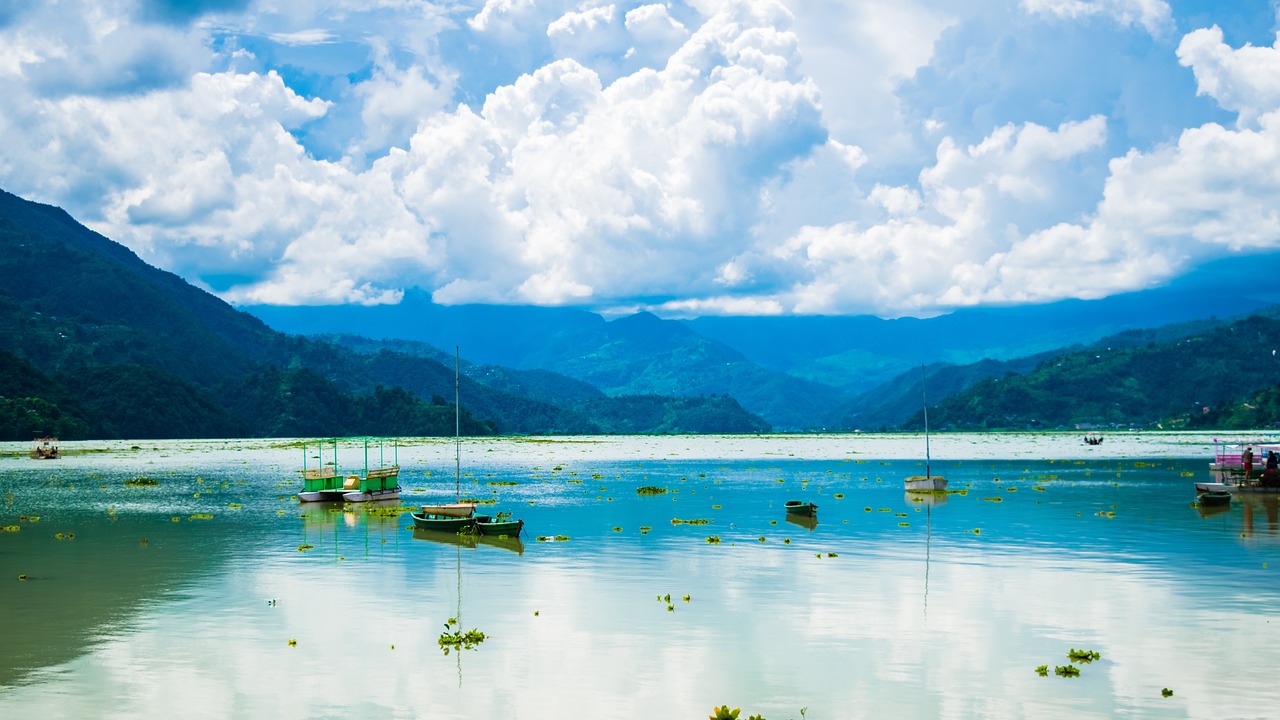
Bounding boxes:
[299,490,347,503]
[905,476,948,492]
[411,513,474,532]
[343,488,401,503]
[1199,490,1232,504]
[784,500,817,516]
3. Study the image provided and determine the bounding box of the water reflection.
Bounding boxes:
[3,438,1280,719]
[783,513,818,531]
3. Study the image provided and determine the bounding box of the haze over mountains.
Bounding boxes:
[6,186,1280,439]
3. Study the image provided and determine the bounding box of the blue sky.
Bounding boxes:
[1,0,1279,318]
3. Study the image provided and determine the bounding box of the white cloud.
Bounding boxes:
[717,116,1110,315]
[1177,26,1280,129]
[1021,0,1173,36]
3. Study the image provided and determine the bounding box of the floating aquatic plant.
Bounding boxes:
[983,496,1003,503]
[124,477,159,487]
[1055,665,1080,678]
[54,532,75,540]
[1,525,18,533]
[1162,688,1173,697]
[1035,665,1049,677]
[1068,649,1101,663]
[709,706,741,720]
[438,618,487,654]
[671,518,710,525]
[189,513,214,521]
[297,544,315,551]
[705,535,721,544]
[288,638,297,646]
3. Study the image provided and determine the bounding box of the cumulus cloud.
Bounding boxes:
[713,116,1110,315]
[1177,26,1280,128]
[3,0,1280,319]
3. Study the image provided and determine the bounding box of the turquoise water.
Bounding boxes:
[1,435,1278,719]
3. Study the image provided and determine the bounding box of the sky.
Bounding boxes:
[2,0,1279,318]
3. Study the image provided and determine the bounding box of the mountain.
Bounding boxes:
[914,311,1280,430]
[0,189,769,438]
[245,255,1279,420]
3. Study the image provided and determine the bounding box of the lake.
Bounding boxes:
[2,432,1278,719]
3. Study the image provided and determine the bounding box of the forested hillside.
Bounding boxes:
[916,314,1280,430]
[0,189,771,439]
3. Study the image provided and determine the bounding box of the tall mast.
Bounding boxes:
[921,364,931,480]
[455,346,461,502]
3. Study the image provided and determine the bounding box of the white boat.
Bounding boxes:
[1198,440,1280,493]
[905,475,948,492]
[905,366,947,493]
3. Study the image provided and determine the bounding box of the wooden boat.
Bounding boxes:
[410,512,475,533]
[1199,490,1232,506]
[29,436,60,460]
[423,348,480,517]
[475,514,524,536]
[905,366,947,493]
[784,500,818,516]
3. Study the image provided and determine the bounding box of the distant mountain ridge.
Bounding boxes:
[9,185,1280,437]
[0,188,769,438]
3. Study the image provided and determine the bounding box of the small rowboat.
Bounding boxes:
[475,515,524,536]
[1198,490,1232,506]
[411,512,474,533]
[784,500,818,516]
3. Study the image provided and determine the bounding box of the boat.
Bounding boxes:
[411,512,475,533]
[340,437,401,502]
[1198,490,1232,506]
[29,436,60,460]
[784,500,818,516]
[414,347,481,530]
[475,514,524,537]
[905,366,947,493]
[1200,440,1280,492]
[298,438,346,502]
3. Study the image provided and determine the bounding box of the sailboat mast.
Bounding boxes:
[921,365,931,480]
[455,346,461,502]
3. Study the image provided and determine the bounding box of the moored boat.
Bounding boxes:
[29,436,60,460]
[784,500,818,516]
[411,512,474,533]
[1198,490,1232,506]
[298,438,345,502]
[475,514,524,536]
[904,366,947,493]
[341,438,401,502]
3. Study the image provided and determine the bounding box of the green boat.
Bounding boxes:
[475,514,524,537]
[784,500,818,516]
[411,512,474,533]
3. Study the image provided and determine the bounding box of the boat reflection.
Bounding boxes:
[904,491,949,508]
[1195,499,1232,519]
[411,528,525,554]
[784,513,818,531]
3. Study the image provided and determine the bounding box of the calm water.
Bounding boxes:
[2,433,1278,719]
